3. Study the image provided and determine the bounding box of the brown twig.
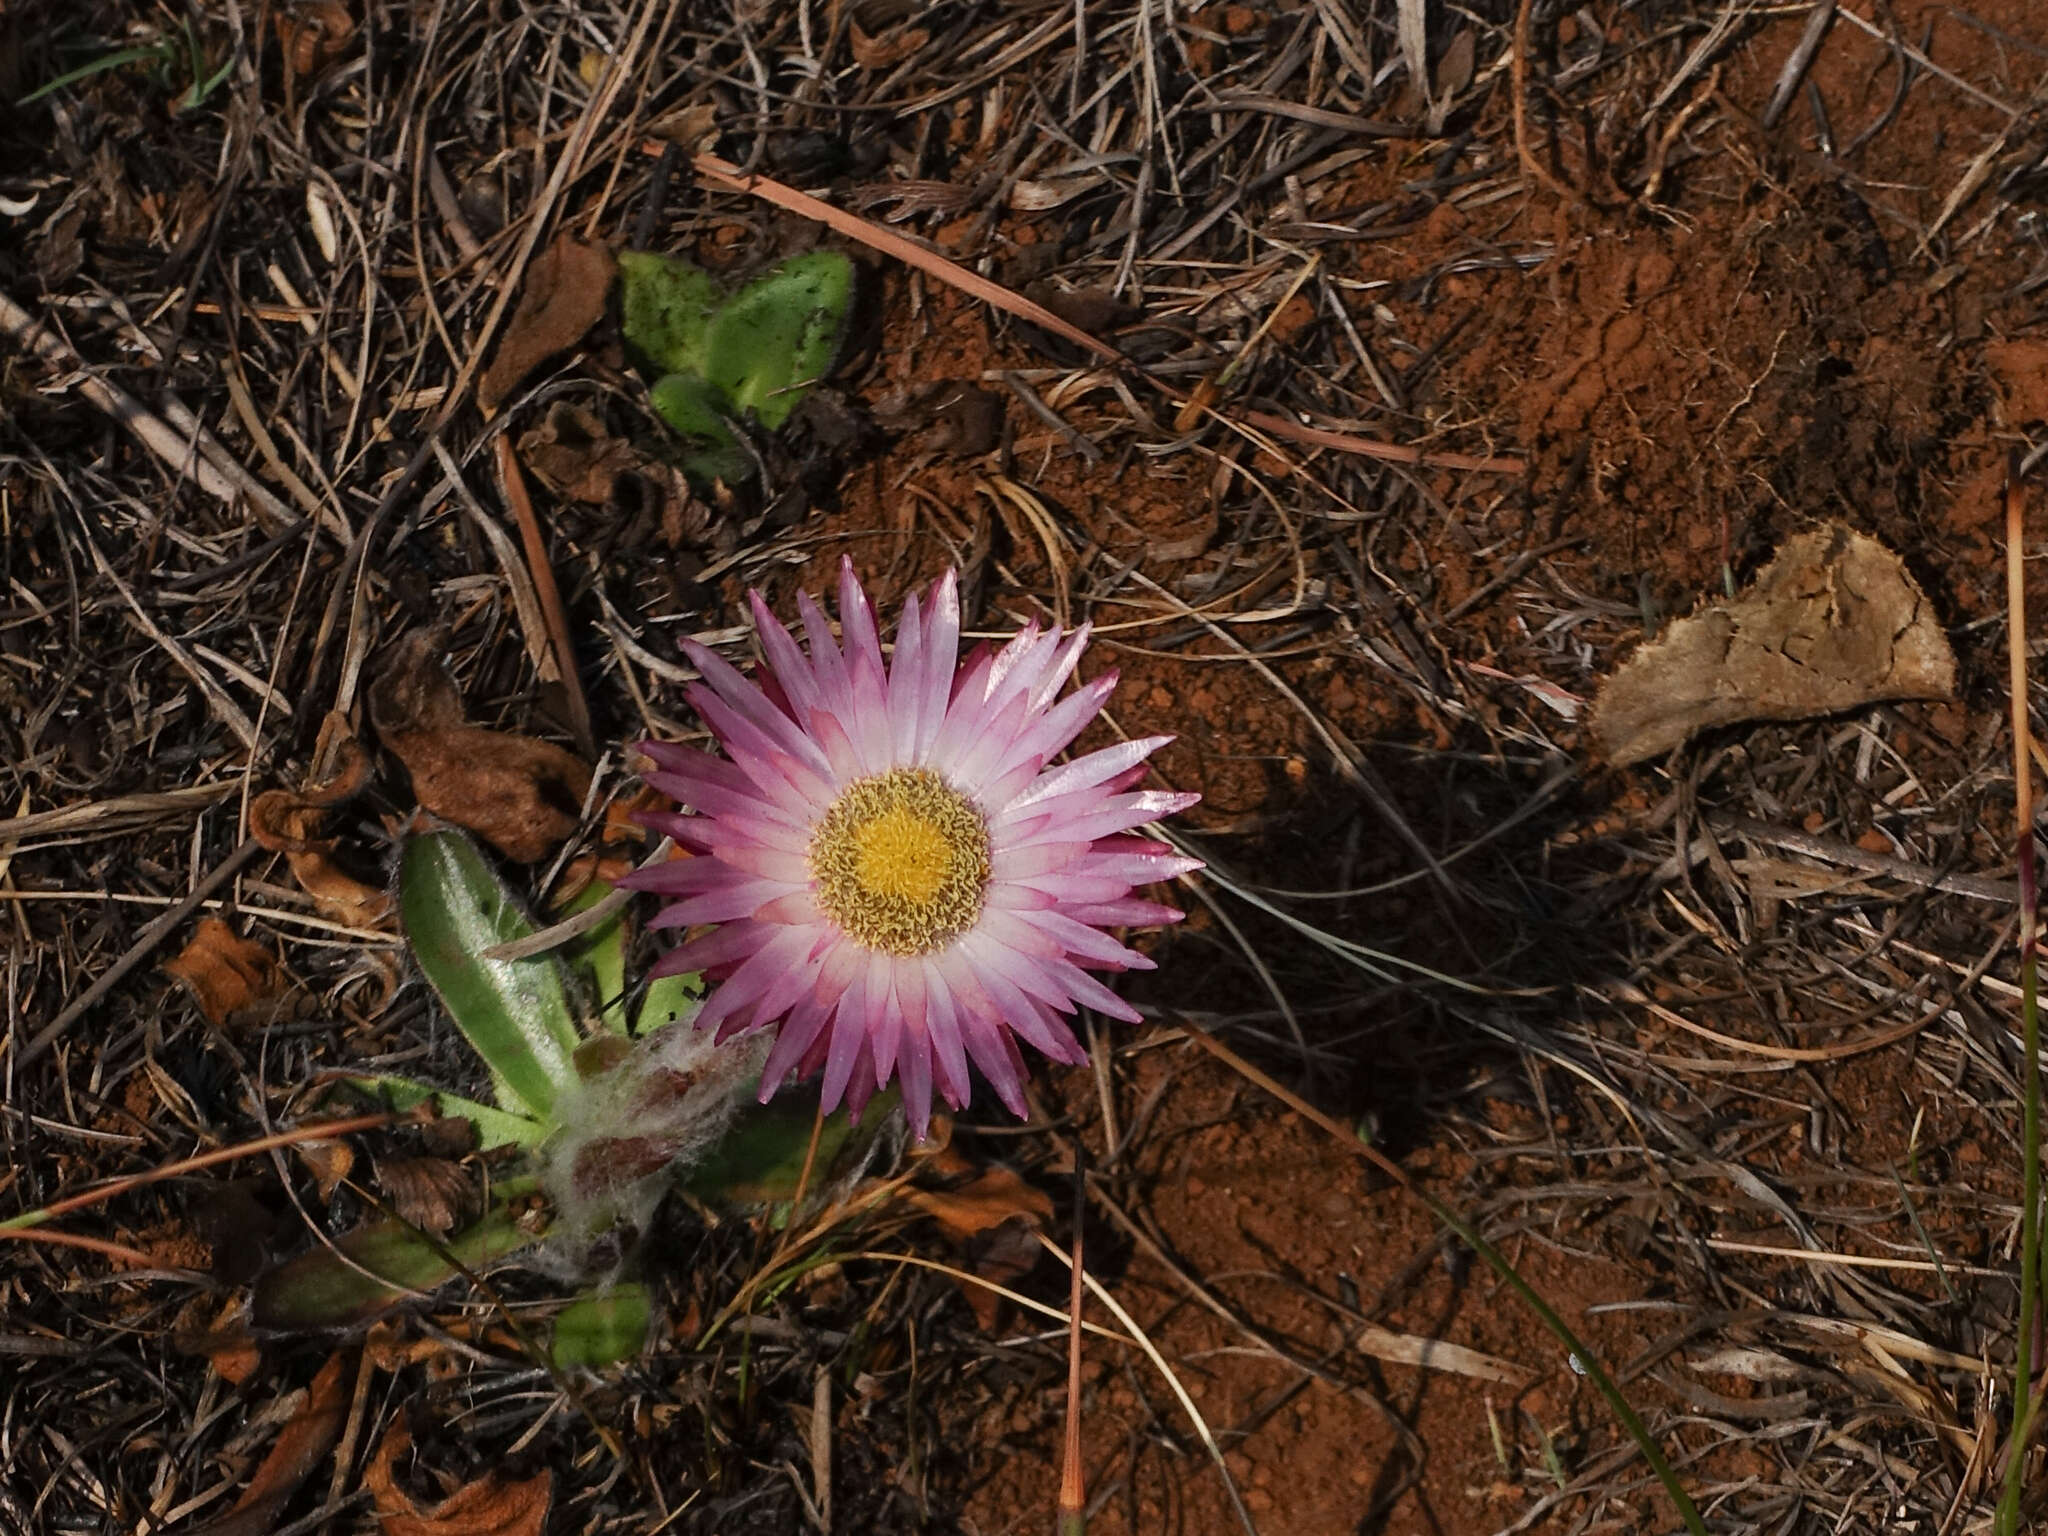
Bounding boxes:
[494,436,594,759]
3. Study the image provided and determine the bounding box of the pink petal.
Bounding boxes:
[898,1021,934,1142]
[1073,845,1204,883]
[888,589,925,764]
[954,999,1030,1118]
[797,589,852,712]
[916,572,960,759]
[999,736,1175,815]
[1000,791,1203,847]
[841,1035,880,1121]
[759,993,831,1093]
[699,838,811,886]
[1016,907,1156,970]
[1062,898,1187,928]
[656,921,773,977]
[943,687,1034,794]
[646,879,800,929]
[1047,958,1143,1023]
[991,841,1090,881]
[689,685,834,791]
[806,709,866,784]
[693,926,815,1036]
[984,670,1118,781]
[749,591,824,721]
[755,889,822,925]
[867,957,905,1092]
[922,960,973,1110]
[614,852,738,894]
[819,962,870,1112]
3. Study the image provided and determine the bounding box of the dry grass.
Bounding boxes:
[5,0,2048,1531]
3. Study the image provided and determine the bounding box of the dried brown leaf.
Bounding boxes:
[173,1295,261,1385]
[276,0,355,78]
[904,1150,1054,1330]
[190,1350,350,1536]
[367,1411,552,1536]
[163,918,283,1026]
[647,102,719,152]
[478,235,616,415]
[250,716,393,928]
[386,727,592,863]
[516,402,699,549]
[849,20,930,70]
[296,1137,356,1202]
[375,1155,478,1237]
[370,632,593,862]
[1594,523,1958,765]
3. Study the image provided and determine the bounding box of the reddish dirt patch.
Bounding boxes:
[962,1054,1681,1536]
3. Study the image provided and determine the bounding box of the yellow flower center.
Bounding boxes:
[809,768,990,956]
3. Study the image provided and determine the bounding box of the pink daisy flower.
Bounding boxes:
[620,559,1201,1140]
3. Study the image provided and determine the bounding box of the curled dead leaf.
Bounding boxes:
[276,0,355,78]
[647,102,719,152]
[367,1410,552,1536]
[163,917,284,1026]
[370,633,593,862]
[516,403,708,551]
[375,1155,479,1237]
[173,1294,261,1385]
[189,1350,350,1536]
[250,715,394,928]
[849,20,930,70]
[517,403,647,504]
[902,1146,1054,1331]
[295,1137,356,1202]
[388,727,592,863]
[478,235,617,415]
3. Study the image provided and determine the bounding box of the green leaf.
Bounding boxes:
[683,1087,895,1214]
[618,250,720,376]
[558,879,632,1036]
[400,829,581,1120]
[648,373,752,488]
[551,1283,651,1369]
[252,1183,543,1330]
[632,968,704,1035]
[702,251,853,429]
[337,1074,549,1153]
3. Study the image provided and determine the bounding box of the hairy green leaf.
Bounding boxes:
[400,828,580,1119]
[337,1074,548,1152]
[617,250,720,376]
[702,251,853,429]
[683,1087,894,1213]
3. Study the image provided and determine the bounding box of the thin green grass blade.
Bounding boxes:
[19,44,173,106]
[400,828,581,1119]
